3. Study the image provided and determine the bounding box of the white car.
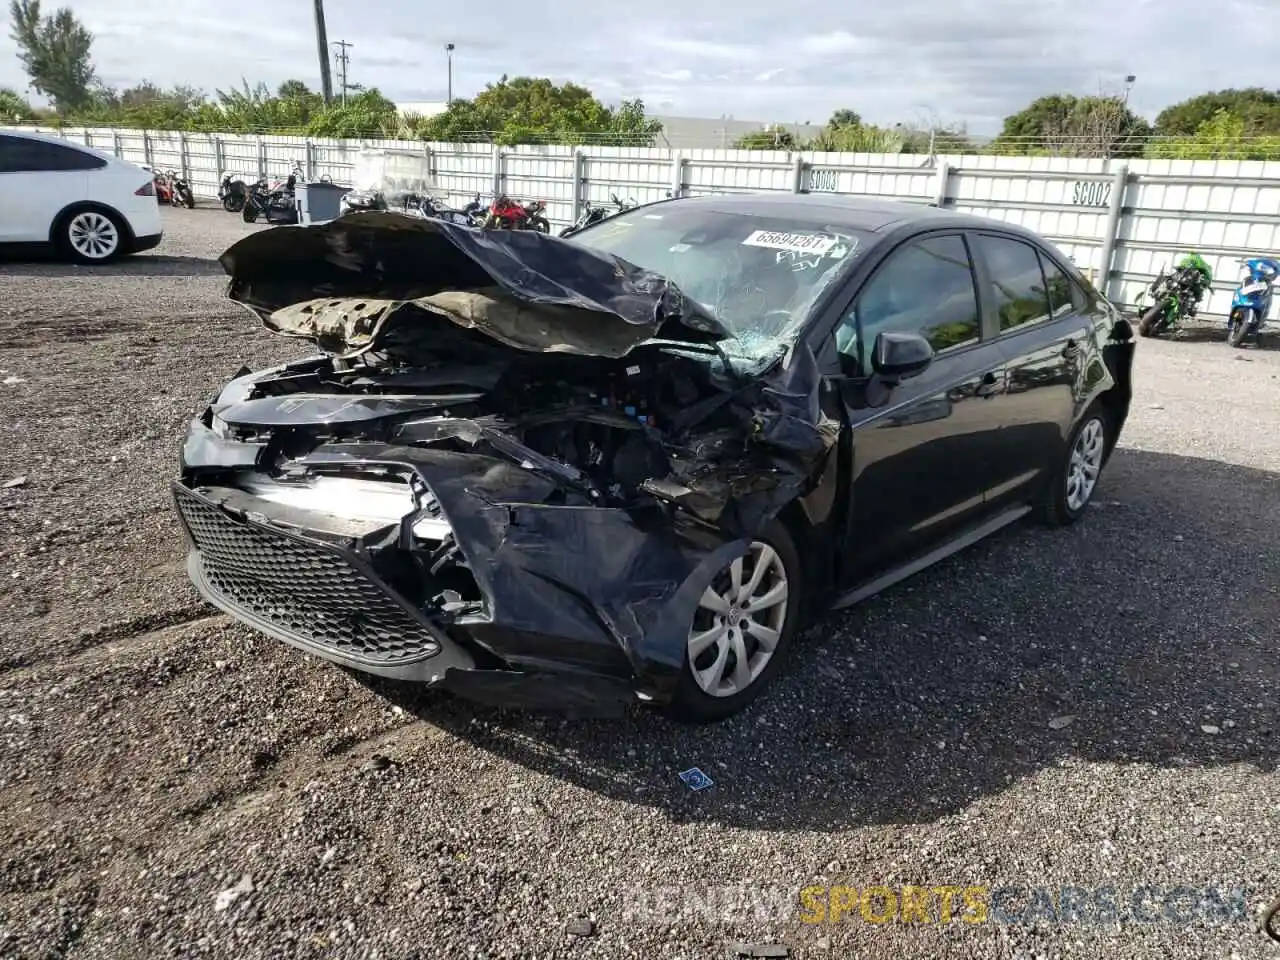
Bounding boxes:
[0,130,163,264]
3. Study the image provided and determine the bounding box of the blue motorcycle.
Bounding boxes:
[1226,256,1279,347]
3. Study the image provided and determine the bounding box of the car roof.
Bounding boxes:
[656,191,1043,242]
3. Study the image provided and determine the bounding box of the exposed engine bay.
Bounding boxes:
[212,309,758,513]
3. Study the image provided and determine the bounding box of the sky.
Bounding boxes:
[1,0,1276,134]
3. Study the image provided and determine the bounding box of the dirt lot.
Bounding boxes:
[1,209,1278,960]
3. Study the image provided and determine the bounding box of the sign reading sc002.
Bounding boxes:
[1070,180,1112,207]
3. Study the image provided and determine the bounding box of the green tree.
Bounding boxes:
[415,76,663,146]
[305,88,398,137]
[1146,109,1280,161]
[1154,88,1280,136]
[0,87,37,121]
[734,125,797,149]
[810,122,905,153]
[8,0,96,113]
[828,108,861,128]
[992,94,1149,157]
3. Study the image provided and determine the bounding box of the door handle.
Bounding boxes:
[975,371,1003,398]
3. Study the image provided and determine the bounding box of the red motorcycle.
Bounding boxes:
[481,195,549,232]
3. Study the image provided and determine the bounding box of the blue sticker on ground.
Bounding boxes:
[678,767,715,791]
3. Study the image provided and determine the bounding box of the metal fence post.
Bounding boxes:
[491,145,503,198]
[179,131,189,182]
[571,149,586,221]
[1096,163,1129,301]
[670,153,684,198]
[791,153,805,193]
[213,136,224,179]
[305,139,314,180]
[257,136,267,179]
[933,160,952,207]
[142,131,152,168]
[111,129,121,159]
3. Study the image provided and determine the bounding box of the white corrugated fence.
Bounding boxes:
[9,125,1280,320]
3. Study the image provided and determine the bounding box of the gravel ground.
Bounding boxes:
[0,209,1277,960]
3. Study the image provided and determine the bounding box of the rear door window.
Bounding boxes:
[972,234,1052,333]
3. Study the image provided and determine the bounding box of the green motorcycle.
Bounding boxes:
[1136,253,1213,337]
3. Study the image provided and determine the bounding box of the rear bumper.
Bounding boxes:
[131,231,163,253]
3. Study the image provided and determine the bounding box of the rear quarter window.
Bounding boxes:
[0,137,108,173]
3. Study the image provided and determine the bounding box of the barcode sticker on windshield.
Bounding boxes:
[741,230,837,255]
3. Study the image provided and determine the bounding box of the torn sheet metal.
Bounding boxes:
[218,211,731,355]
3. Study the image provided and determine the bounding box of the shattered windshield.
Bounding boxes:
[568,205,872,368]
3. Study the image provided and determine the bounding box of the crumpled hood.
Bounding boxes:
[218,211,731,358]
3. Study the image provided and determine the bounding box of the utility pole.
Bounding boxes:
[312,0,333,104]
[332,40,353,105]
[445,43,455,104]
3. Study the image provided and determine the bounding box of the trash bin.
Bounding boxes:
[297,181,352,225]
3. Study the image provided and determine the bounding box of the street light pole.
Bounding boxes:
[446,43,455,104]
[1123,74,1136,108]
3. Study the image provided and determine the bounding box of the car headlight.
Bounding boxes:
[210,412,230,439]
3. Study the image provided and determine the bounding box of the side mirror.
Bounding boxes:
[871,331,934,381]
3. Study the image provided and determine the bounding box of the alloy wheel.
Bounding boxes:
[687,541,790,698]
[68,212,119,260]
[1066,416,1105,512]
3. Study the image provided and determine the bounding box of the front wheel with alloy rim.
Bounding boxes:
[1035,404,1111,526]
[665,520,803,723]
[63,209,124,264]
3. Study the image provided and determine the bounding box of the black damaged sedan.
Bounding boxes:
[173,194,1134,722]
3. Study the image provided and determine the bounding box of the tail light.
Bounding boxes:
[135,181,155,197]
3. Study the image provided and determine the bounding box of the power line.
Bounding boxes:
[331,40,353,106]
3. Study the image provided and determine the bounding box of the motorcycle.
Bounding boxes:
[219,172,251,213]
[1136,252,1213,338]
[241,164,304,225]
[559,193,634,237]
[166,170,195,209]
[145,166,173,205]
[481,194,549,232]
[1225,256,1279,347]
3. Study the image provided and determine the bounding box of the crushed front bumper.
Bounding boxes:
[169,473,711,715]
[172,482,476,682]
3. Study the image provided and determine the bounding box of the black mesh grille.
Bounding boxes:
[174,485,441,664]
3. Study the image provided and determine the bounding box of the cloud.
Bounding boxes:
[0,0,1273,134]
[796,31,862,57]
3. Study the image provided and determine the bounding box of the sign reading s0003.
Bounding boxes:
[807,168,840,192]
[1070,181,1112,207]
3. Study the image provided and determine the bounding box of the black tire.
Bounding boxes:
[58,207,128,265]
[664,519,804,723]
[1263,895,1280,944]
[1227,310,1248,347]
[241,204,257,224]
[180,186,195,209]
[1138,304,1165,338]
[223,194,244,213]
[1034,402,1112,526]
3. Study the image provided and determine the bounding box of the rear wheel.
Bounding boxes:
[1138,304,1165,337]
[61,209,126,265]
[179,185,195,209]
[665,520,803,723]
[241,204,257,224]
[1034,403,1111,526]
